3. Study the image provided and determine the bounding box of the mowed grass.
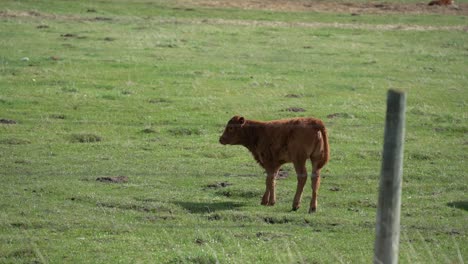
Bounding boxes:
[0,0,467,263]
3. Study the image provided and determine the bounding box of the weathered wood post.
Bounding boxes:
[374,89,406,264]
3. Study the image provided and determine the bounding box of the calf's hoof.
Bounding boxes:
[261,193,269,205]
[308,207,317,214]
[261,194,275,206]
[261,200,275,206]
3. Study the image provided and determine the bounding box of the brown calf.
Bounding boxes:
[428,0,454,5]
[219,116,330,213]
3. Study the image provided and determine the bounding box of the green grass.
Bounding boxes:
[1,0,467,263]
[2,0,468,27]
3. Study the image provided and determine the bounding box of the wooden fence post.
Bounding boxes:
[374,89,406,264]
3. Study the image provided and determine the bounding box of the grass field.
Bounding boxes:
[0,0,467,263]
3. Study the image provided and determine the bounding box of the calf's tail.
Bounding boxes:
[316,123,330,170]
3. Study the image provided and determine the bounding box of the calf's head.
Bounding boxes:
[219,116,246,145]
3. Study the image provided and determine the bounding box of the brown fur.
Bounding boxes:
[428,0,454,6]
[219,116,330,213]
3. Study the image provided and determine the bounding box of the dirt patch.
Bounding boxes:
[96,176,128,183]
[8,248,36,258]
[447,229,462,235]
[181,0,468,15]
[207,213,222,221]
[256,231,292,240]
[284,107,306,112]
[143,215,176,222]
[285,94,302,98]
[262,216,292,224]
[49,114,65,119]
[0,119,17,124]
[218,190,232,197]
[94,16,112,21]
[327,112,355,119]
[149,98,171,104]
[70,133,102,143]
[195,238,206,245]
[205,181,232,188]
[141,128,157,133]
[0,138,30,145]
[276,169,289,179]
[167,127,203,136]
[61,33,77,38]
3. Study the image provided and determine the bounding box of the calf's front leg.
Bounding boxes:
[261,179,270,206]
[261,171,277,206]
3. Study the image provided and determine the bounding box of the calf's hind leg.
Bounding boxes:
[309,160,322,213]
[292,160,307,211]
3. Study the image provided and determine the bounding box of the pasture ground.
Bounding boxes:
[0,0,467,263]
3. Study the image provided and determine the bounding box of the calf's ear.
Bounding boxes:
[238,116,245,125]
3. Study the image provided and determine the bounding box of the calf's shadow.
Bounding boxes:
[174,201,244,214]
[447,201,468,211]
